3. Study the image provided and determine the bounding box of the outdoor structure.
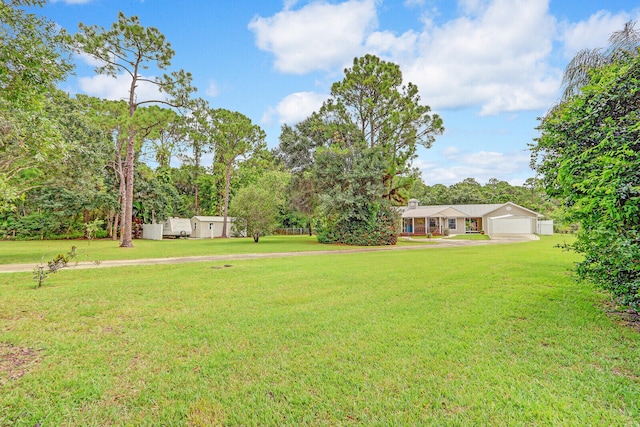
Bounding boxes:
[141,223,163,240]
[162,217,192,238]
[400,199,550,236]
[190,216,235,239]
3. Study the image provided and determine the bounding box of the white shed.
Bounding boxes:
[190,216,235,238]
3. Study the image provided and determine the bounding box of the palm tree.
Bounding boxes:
[561,21,640,100]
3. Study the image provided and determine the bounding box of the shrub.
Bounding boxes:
[32,246,78,288]
[317,204,398,246]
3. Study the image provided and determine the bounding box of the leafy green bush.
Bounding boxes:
[572,228,640,308]
[317,204,398,246]
[534,51,640,309]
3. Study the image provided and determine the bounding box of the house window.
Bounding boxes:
[209,223,214,230]
[448,218,456,230]
[429,218,437,227]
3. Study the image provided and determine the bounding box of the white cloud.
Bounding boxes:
[404,0,560,115]
[248,0,378,74]
[264,91,328,126]
[252,0,640,117]
[458,0,489,15]
[365,30,418,63]
[442,146,461,157]
[76,51,108,68]
[77,73,166,103]
[206,80,219,97]
[417,149,530,185]
[283,0,299,10]
[560,10,640,59]
[251,0,562,115]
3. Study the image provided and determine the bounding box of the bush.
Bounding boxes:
[533,52,640,309]
[317,205,398,246]
[570,228,640,309]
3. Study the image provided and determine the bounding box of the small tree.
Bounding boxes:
[181,98,215,215]
[33,246,77,288]
[230,172,287,242]
[85,218,104,244]
[211,109,266,238]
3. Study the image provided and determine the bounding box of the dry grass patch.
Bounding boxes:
[0,343,40,384]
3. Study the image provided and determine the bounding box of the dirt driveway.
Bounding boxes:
[0,235,538,274]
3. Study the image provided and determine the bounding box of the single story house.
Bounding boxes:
[190,216,235,238]
[400,199,548,236]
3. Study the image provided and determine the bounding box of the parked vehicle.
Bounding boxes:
[162,217,191,238]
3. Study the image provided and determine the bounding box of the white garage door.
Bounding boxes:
[489,217,534,234]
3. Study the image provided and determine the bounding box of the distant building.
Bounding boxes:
[190,216,235,238]
[400,200,551,236]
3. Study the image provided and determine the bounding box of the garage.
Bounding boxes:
[487,215,536,235]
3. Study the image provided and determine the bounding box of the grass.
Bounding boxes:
[0,235,369,265]
[449,233,490,240]
[1,236,639,425]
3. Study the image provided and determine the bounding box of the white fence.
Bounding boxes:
[275,228,310,235]
[537,220,554,235]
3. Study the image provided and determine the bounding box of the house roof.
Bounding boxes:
[402,202,542,218]
[402,205,471,218]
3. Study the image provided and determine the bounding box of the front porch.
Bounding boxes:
[401,216,483,236]
[401,217,446,236]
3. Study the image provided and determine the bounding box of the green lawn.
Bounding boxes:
[0,235,366,265]
[449,233,490,240]
[1,236,639,425]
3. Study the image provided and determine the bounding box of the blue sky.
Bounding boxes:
[37,0,640,185]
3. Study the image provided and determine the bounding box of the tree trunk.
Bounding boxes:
[120,74,138,248]
[194,182,199,215]
[83,209,90,239]
[106,209,113,239]
[221,161,232,238]
[120,128,135,248]
[112,209,120,241]
[113,135,126,241]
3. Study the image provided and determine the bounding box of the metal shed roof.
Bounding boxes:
[191,216,228,222]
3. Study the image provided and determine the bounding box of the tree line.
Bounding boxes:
[2,1,559,246]
[409,177,554,212]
